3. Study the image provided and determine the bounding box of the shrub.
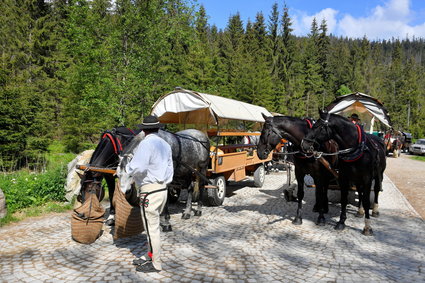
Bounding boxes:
[0,165,68,213]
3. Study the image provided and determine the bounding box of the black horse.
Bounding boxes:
[78,126,141,225]
[301,110,386,235]
[117,129,210,230]
[257,114,338,225]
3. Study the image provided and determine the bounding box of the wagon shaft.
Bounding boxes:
[76,165,116,175]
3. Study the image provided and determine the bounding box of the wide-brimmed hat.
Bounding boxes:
[350,113,359,120]
[138,115,164,130]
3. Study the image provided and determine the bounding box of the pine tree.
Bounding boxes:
[221,13,245,99]
[317,19,331,107]
[303,18,323,117]
[385,40,404,130]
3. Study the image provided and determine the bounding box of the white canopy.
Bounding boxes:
[326,92,392,129]
[151,88,273,126]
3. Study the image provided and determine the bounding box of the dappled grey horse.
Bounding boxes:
[117,129,210,231]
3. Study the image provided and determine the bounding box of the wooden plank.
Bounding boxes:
[76,165,116,175]
[204,185,217,189]
[207,129,261,137]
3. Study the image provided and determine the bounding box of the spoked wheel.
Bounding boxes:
[253,164,266,187]
[205,176,226,206]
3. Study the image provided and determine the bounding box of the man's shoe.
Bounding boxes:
[135,262,160,273]
[133,257,151,266]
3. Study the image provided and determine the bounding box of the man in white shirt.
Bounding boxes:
[126,115,173,273]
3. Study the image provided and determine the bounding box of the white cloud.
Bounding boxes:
[292,8,338,36]
[293,0,425,40]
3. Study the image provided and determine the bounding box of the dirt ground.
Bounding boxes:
[384,153,425,219]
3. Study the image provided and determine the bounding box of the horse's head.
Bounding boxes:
[116,131,146,193]
[301,109,334,153]
[257,114,282,159]
[77,171,105,204]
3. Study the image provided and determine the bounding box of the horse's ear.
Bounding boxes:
[318,108,328,118]
[262,113,269,120]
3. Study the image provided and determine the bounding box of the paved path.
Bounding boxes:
[0,173,424,282]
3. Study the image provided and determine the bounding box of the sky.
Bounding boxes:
[196,0,425,40]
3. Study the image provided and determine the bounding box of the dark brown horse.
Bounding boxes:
[301,110,386,235]
[257,114,338,225]
[78,126,141,225]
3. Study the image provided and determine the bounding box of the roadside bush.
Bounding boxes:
[0,141,76,214]
[0,165,68,213]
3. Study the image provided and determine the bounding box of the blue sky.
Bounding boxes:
[196,0,425,40]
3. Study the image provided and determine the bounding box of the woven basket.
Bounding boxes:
[112,183,144,239]
[71,194,105,244]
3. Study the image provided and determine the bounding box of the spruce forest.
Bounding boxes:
[1,0,425,170]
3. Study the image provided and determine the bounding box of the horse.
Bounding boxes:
[256,114,338,225]
[301,110,386,235]
[77,126,141,225]
[117,128,210,230]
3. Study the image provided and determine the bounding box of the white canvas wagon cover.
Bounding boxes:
[326,92,392,128]
[151,88,273,125]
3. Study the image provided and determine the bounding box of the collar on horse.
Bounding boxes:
[102,128,138,155]
[339,124,367,162]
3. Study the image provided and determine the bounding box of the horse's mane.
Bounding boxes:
[116,131,146,192]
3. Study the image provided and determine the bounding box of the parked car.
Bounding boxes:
[409,139,425,155]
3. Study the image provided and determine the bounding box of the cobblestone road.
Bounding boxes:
[0,173,424,283]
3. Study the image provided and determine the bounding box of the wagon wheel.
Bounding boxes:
[253,164,266,188]
[205,176,226,206]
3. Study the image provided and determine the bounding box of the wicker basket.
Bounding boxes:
[112,183,144,239]
[71,194,105,244]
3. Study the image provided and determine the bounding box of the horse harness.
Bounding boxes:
[269,118,316,159]
[307,114,369,163]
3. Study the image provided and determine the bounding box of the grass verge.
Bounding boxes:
[410,155,425,161]
[0,201,73,227]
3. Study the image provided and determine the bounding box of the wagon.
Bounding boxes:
[384,130,403,157]
[151,87,273,205]
[326,92,392,133]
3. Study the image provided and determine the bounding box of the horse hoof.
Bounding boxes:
[105,219,115,226]
[372,211,380,217]
[194,210,202,217]
[355,212,365,218]
[362,227,373,236]
[334,223,345,231]
[316,218,326,226]
[161,225,173,232]
[181,213,191,219]
[292,218,302,225]
[283,190,290,202]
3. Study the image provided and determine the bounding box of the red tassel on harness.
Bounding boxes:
[148,251,153,259]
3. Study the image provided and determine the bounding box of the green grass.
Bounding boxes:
[410,155,425,161]
[0,201,73,227]
[0,140,78,227]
